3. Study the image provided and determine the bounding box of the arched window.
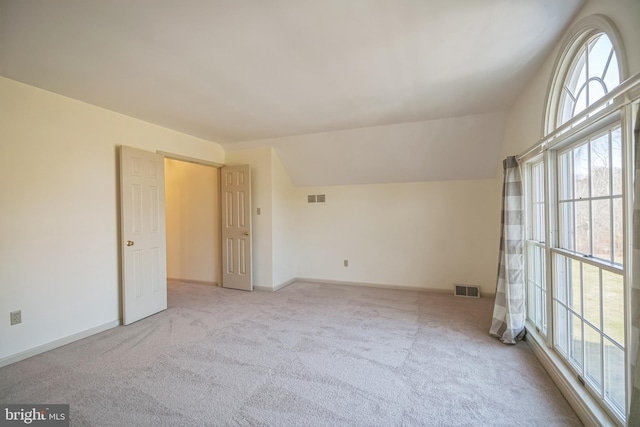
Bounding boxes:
[558,33,619,125]
[545,15,627,134]
[527,14,634,424]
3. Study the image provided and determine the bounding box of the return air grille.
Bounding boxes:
[454,284,480,298]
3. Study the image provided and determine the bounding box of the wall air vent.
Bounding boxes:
[307,195,316,203]
[454,284,480,298]
[316,194,326,203]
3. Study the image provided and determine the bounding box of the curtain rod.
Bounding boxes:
[517,71,640,161]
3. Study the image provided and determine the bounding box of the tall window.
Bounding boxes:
[526,161,546,335]
[554,126,625,416]
[525,16,630,424]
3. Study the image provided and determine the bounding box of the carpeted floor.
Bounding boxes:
[0,281,582,426]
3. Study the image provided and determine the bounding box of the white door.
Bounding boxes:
[221,165,252,291]
[120,146,167,324]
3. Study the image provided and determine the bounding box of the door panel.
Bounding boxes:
[120,146,167,324]
[221,165,252,291]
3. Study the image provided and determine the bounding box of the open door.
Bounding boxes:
[221,165,252,291]
[120,146,167,324]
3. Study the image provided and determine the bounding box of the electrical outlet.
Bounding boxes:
[10,310,21,326]
[344,260,349,267]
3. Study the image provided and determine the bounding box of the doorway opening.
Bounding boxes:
[164,158,221,287]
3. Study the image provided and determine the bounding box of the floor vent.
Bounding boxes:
[454,284,480,298]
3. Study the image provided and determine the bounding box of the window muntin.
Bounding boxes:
[553,123,625,420]
[556,126,623,265]
[553,252,625,417]
[534,15,630,424]
[559,33,620,126]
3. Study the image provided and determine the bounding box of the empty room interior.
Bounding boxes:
[2,1,640,426]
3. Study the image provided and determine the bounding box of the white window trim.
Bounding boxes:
[525,159,548,335]
[543,14,629,137]
[519,14,640,427]
[524,101,636,427]
[519,73,640,165]
[526,324,620,426]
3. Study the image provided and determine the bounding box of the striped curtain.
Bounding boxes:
[490,156,525,344]
[629,107,640,424]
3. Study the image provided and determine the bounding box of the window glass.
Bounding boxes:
[542,22,627,423]
[526,161,547,335]
[557,127,622,264]
[558,33,620,127]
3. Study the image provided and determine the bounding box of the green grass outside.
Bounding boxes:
[569,258,624,346]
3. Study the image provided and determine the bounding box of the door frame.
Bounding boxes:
[157,151,225,288]
[120,148,250,317]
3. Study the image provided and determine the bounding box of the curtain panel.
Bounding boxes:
[490,156,525,344]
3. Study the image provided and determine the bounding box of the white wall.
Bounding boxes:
[293,180,500,294]
[0,76,225,363]
[271,150,297,287]
[165,159,219,284]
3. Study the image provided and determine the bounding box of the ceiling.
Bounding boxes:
[0,0,584,185]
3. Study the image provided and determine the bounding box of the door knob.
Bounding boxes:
[126,240,135,246]
[243,232,249,236]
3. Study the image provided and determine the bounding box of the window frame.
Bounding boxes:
[524,117,630,424]
[548,118,627,419]
[525,158,548,336]
[544,14,628,136]
[555,125,624,265]
[522,13,635,426]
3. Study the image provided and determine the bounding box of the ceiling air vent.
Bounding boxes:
[454,284,480,298]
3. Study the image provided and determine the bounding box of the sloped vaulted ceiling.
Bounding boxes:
[0,0,584,185]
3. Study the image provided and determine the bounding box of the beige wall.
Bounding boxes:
[226,147,500,294]
[0,76,225,363]
[271,150,297,287]
[165,159,219,284]
[226,141,502,294]
[292,180,500,294]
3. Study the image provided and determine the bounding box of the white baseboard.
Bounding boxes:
[296,277,460,295]
[525,326,619,427]
[254,278,297,292]
[167,278,218,286]
[273,278,297,291]
[0,320,121,368]
[243,278,494,297]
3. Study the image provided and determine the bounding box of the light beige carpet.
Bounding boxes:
[0,281,582,426]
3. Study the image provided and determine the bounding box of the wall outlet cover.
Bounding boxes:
[10,310,21,325]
